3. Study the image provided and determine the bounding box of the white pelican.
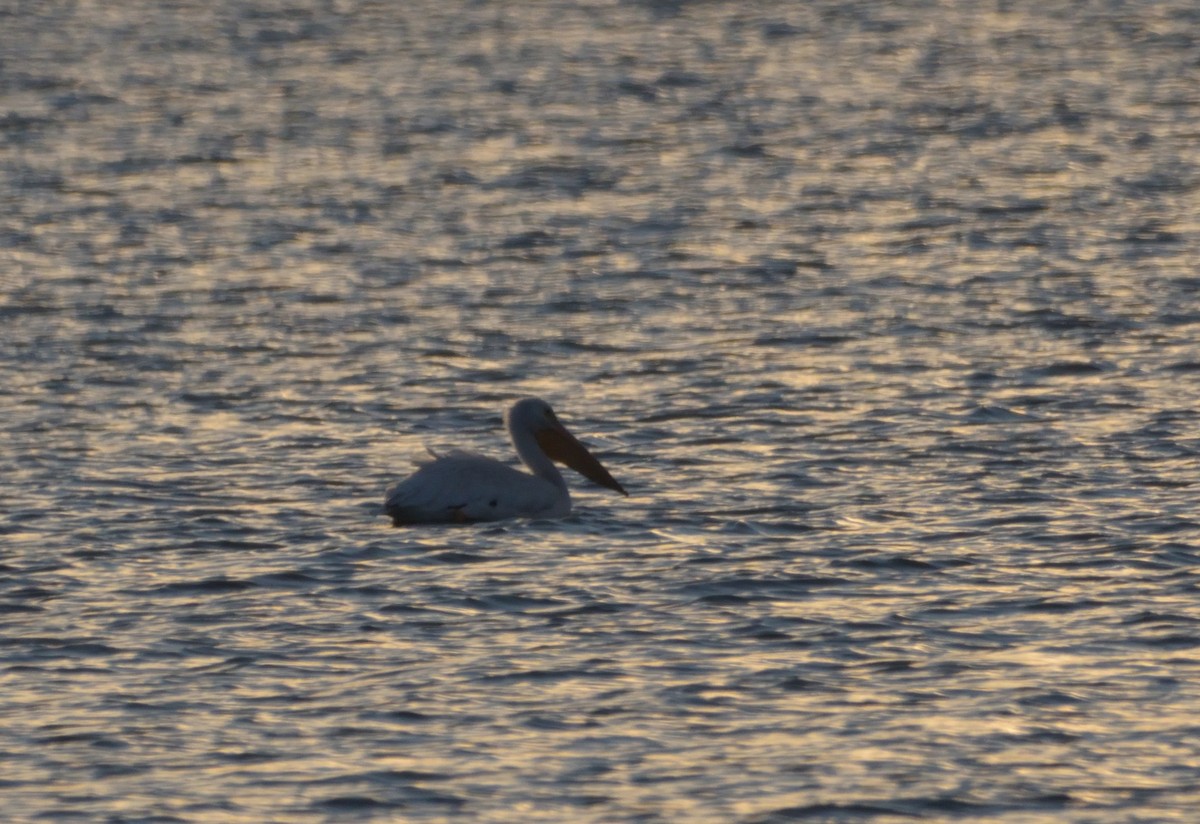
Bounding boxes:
[384,398,627,525]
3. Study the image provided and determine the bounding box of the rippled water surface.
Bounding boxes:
[5,1,1200,821]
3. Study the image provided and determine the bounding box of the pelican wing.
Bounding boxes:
[384,453,563,525]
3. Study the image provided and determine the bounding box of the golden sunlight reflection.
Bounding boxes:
[6,1,1200,821]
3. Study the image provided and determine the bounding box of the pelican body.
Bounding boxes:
[384,398,627,525]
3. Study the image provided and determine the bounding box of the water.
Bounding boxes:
[3,0,1200,820]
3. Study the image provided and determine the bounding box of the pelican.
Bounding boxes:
[384,398,627,525]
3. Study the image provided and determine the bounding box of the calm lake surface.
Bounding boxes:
[4,1,1200,821]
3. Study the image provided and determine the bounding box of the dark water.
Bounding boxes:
[4,1,1200,820]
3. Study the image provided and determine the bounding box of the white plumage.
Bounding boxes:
[384,398,627,525]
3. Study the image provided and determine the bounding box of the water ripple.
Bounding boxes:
[4,1,1200,821]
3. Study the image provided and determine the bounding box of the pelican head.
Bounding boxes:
[506,398,627,496]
